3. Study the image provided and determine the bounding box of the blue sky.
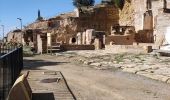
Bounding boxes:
[0,0,101,38]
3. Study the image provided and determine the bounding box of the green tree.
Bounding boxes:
[113,0,125,9]
[73,0,95,7]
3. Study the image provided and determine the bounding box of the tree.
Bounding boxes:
[101,0,125,9]
[73,0,95,7]
[113,0,125,9]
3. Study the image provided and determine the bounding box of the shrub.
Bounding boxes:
[73,0,95,7]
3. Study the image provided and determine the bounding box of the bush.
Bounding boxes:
[23,46,34,57]
[113,0,125,9]
[73,0,95,7]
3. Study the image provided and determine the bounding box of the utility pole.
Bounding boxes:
[1,25,4,43]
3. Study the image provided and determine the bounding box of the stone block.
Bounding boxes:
[94,38,102,50]
[8,75,32,100]
[143,46,153,53]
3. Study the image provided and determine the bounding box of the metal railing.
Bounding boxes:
[0,46,23,100]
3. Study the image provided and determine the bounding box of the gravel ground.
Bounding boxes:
[24,52,170,100]
[55,50,170,83]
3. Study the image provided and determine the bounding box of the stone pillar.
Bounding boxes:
[47,33,51,46]
[77,32,82,45]
[143,10,153,30]
[82,32,86,44]
[94,38,102,50]
[86,29,95,45]
[37,34,42,54]
[133,0,146,31]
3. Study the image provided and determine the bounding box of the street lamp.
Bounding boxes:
[17,18,23,44]
[1,25,4,43]
[17,18,22,30]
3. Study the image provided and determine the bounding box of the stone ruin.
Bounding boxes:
[6,0,170,53]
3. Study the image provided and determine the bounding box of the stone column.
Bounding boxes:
[82,32,86,45]
[77,32,82,45]
[86,29,95,45]
[143,10,153,30]
[94,38,102,50]
[37,34,42,54]
[47,33,51,46]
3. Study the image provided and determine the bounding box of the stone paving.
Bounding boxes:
[22,70,75,100]
[56,50,170,84]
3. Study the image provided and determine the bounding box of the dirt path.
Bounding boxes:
[24,55,170,100]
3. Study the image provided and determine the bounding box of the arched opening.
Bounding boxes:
[71,37,76,43]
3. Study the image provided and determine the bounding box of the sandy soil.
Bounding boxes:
[24,54,170,100]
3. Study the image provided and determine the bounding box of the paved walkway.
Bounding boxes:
[22,70,75,100]
[24,55,170,100]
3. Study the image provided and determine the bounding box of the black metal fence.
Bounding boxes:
[0,46,23,100]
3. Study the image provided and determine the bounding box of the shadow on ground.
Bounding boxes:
[24,59,69,70]
[32,93,55,100]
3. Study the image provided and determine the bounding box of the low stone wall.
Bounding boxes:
[135,30,154,43]
[105,45,152,54]
[105,34,135,45]
[61,45,95,51]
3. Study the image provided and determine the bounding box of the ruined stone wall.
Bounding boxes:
[50,17,78,44]
[155,10,170,46]
[77,5,119,35]
[7,31,15,42]
[132,0,163,30]
[119,0,134,26]
[130,0,165,45]
[26,21,48,29]
[7,31,22,43]
[152,0,168,46]
[50,4,119,44]
[133,0,147,31]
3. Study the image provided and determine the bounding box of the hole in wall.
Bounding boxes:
[71,37,76,43]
